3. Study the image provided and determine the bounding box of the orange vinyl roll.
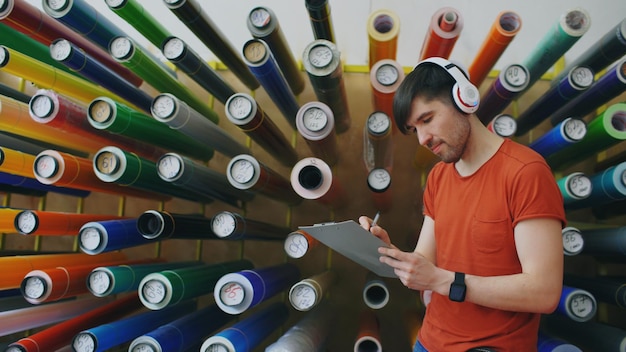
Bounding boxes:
[367,9,401,68]
[14,209,127,236]
[0,95,104,155]
[21,258,160,304]
[0,146,36,178]
[370,59,405,130]
[7,292,143,352]
[354,310,382,351]
[419,7,464,60]
[0,251,126,290]
[32,149,171,201]
[468,11,522,87]
[405,311,423,348]
[0,207,22,233]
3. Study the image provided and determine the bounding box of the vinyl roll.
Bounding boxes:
[33,149,170,201]
[108,36,218,123]
[578,226,626,256]
[353,310,382,352]
[105,0,172,49]
[156,152,254,207]
[0,146,37,179]
[521,7,591,92]
[136,210,217,241]
[363,111,394,172]
[87,260,201,297]
[0,82,31,104]
[562,227,585,256]
[556,285,597,322]
[527,118,587,159]
[14,210,125,236]
[303,39,351,133]
[0,46,126,105]
[225,93,299,167]
[370,59,405,125]
[557,172,592,206]
[0,252,126,290]
[138,260,253,310]
[515,66,594,136]
[200,302,289,352]
[29,90,167,161]
[226,154,302,205]
[475,63,530,124]
[210,211,291,241]
[42,0,177,78]
[161,36,237,105]
[537,331,582,352]
[0,207,22,233]
[290,157,347,208]
[564,273,626,308]
[0,171,89,198]
[151,93,247,158]
[266,302,333,352]
[367,9,400,68]
[78,219,152,255]
[419,7,463,60]
[289,270,336,311]
[296,101,338,166]
[0,0,142,86]
[50,39,152,114]
[305,0,335,42]
[487,114,517,138]
[72,300,196,352]
[284,229,320,259]
[243,38,301,128]
[247,6,305,95]
[549,58,626,126]
[552,18,626,84]
[129,303,233,352]
[6,293,143,352]
[363,272,389,310]
[545,104,626,170]
[214,263,300,315]
[0,296,107,337]
[367,168,393,213]
[468,11,522,87]
[542,314,626,352]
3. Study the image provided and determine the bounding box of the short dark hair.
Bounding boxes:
[392,62,457,134]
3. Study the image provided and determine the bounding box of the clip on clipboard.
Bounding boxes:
[299,220,397,278]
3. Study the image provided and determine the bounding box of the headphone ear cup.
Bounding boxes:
[452,82,480,114]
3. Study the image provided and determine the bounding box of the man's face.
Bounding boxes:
[404,96,471,163]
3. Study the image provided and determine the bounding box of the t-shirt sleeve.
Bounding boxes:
[510,161,566,228]
[422,164,440,220]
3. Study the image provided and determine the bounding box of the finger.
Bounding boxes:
[358,216,372,230]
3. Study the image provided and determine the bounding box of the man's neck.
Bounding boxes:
[455,116,504,177]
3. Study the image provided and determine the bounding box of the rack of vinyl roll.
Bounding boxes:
[0,1,624,351]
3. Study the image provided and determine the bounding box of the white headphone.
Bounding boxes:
[416,57,480,114]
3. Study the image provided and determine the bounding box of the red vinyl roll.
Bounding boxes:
[419,7,464,60]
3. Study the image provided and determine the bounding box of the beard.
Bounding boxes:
[429,115,471,163]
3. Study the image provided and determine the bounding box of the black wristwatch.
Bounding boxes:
[449,272,466,302]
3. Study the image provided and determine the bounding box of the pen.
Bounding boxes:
[371,212,380,228]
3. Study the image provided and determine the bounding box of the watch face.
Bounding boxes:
[449,283,466,302]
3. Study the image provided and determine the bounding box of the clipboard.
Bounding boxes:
[299,220,397,278]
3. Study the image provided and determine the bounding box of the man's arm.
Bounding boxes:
[379,217,563,314]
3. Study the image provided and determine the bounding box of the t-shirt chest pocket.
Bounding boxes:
[471,215,513,254]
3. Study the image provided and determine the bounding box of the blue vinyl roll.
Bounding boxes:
[79,218,150,255]
[201,302,289,352]
[129,303,235,352]
[537,331,582,352]
[73,300,196,352]
[50,39,154,114]
[41,0,177,78]
[0,171,89,197]
[243,39,300,129]
[566,162,626,210]
[528,118,587,158]
[556,285,597,322]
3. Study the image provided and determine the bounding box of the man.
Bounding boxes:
[359,57,566,351]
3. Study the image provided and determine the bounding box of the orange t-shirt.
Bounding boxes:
[419,139,566,352]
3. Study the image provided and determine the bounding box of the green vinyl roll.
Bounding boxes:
[546,103,626,170]
[92,146,213,203]
[0,23,77,77]
[88,97,214,162]
[139,259,253,310]
[105,0,171,49]
[109,36,219,124]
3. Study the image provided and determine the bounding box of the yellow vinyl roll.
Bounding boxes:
[0,146,36,178]
[367,9,400,68]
